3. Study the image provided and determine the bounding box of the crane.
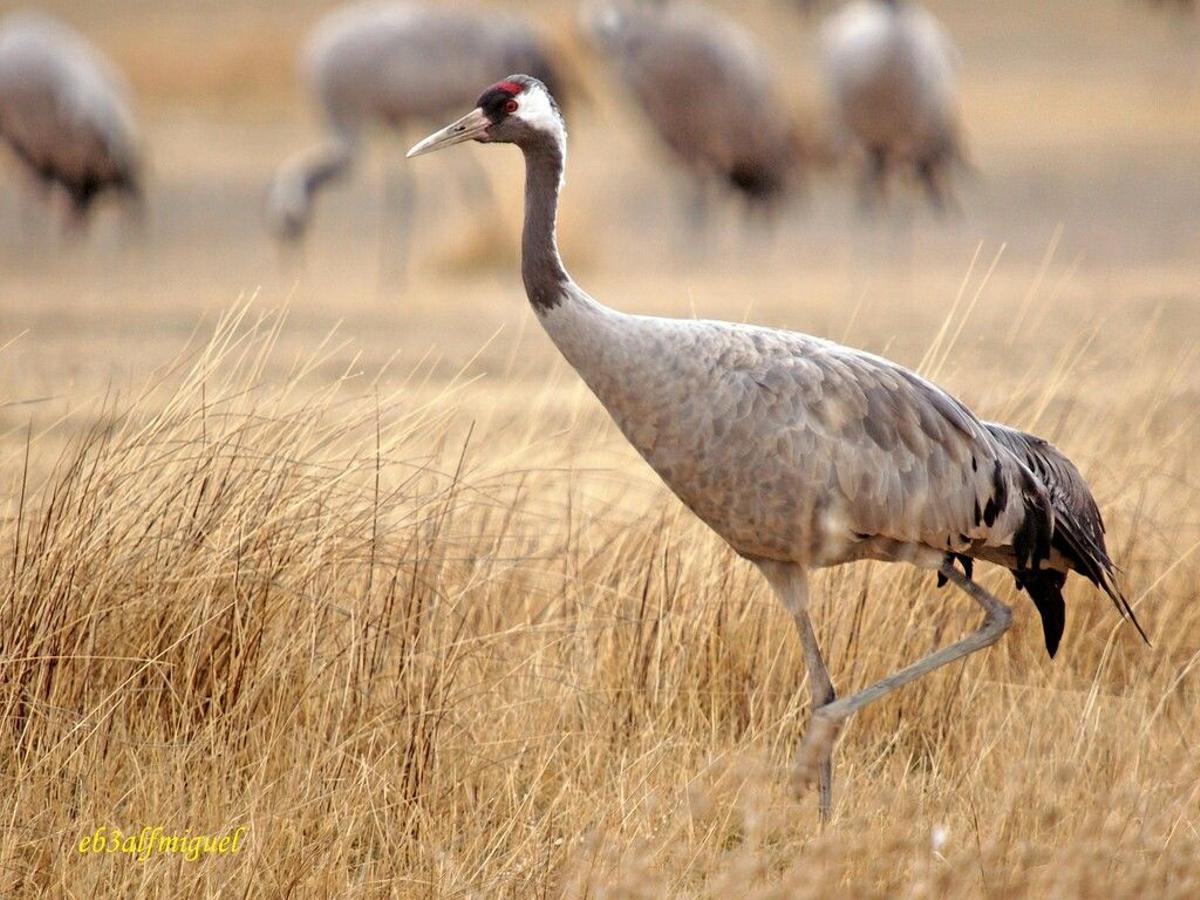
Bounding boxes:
[579,1,801,218]
[820,0,965,212]
[267,0,564,271]
[0,11,141,227]
[406,75,1148,823]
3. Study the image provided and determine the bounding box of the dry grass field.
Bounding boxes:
[0,0,1198,895]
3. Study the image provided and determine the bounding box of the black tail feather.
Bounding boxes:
[1046,512,1149,645]
[1014,569,1066,658]
[986,422,1151,649]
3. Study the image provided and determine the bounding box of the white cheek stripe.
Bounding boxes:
[515,86,565,145]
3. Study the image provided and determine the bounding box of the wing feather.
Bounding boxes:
[984,423,1148,643]
[787,344,1038,552]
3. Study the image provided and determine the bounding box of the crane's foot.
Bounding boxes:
[791,711,844,803]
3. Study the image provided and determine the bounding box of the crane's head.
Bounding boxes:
[406,75,565,159]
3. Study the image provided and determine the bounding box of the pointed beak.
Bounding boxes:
[406,108,491,158]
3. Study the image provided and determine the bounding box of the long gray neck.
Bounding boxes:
[270,138,354,239]
[302,140,353,203]
[512,127,634,427]
[520,135,569,312]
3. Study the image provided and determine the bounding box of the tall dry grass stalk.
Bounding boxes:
[0,301,1197,897]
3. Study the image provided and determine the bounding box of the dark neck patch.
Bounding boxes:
[520,132,568,312]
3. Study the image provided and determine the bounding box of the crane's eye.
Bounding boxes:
[504,99,519,114]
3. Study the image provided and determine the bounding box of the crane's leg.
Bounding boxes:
[917,155,962,218]
[120,185,148,242]
[858,146,888,215]
[916,157,947,215]
[791,562,1012,801]
[757,562,837,822]
[793,602,836,821]
[740,194,783,260]
[10,168,53,248]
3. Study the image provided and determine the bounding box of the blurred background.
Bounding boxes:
[0,0,1196,412]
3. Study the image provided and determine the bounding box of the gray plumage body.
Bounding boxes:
[551,290,1139,653]
[581,1,797,203]
[550,290,1065,575]
[267,1,562,239]
[0,11,141,218]
[821,0,964,209]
